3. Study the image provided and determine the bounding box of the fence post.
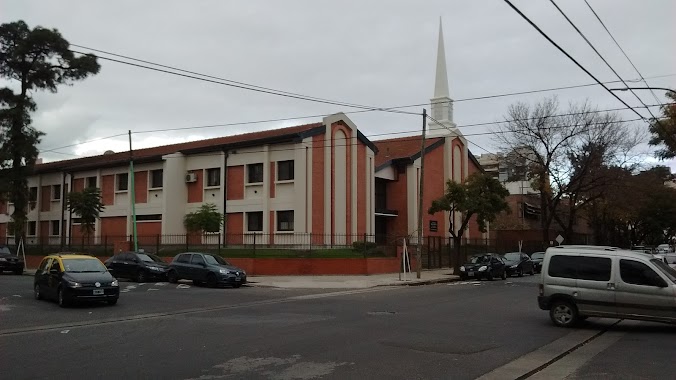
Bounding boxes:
[218,233,221,255]
[253,233,257,256]
[155,234,160,254]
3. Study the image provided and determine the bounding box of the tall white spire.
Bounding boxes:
[429,17,457,136]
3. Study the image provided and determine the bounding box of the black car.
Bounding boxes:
[459,254,507,281]
[105,251,169,282]
[34,254,119,307]
[502,252,535,277]
[167,252,247,288]
[0,245,24,274]
[530,252,545,273]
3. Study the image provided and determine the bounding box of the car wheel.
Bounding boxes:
[13,268,23,275]
[518,268,524,277]
[135,270,147,283]
[549,300,578,327]
[233,283,242,288]
[529,266,535,275]
[501,270,507,280]
[167,270,178,284]
[107,298,118,306]
[459,274,467,281]
[58,287,68,308]
[34,284,42,300]
[193,280,203,287]
[206,273,218,288]
[486,271,494,281]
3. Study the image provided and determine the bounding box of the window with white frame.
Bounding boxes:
[86,176,97,189]
[206,168,220,187]
[247,211,263,232]
[150,169,163,189]
[117,173,129,191]
[276,210,294,232]
[277,160,294,181]
[247,163,264,184]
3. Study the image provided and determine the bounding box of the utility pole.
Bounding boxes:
[129,130,138,251]
[416,109,427,279]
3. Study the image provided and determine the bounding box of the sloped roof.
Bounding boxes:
[373,135,444,170]
[34,122,324,174]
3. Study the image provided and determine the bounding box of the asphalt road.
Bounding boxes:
[1,273,674,379]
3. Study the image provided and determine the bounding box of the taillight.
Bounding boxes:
[538,284,544,296]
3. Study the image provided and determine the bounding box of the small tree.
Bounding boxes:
[649,91,676,159]
[429,173,510,271]
[67,187,104,241]
[184,203,224,233]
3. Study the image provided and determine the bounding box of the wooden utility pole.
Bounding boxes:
[129,130,138,251]
[416,109,427,279]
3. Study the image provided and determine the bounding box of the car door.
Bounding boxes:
[521,253,533,273]
[107,254,124,277]
[35,258,52,295]
[615,258,676,322]
[174,254,191,278]
[572,255,617,318]
[46,259,63,300]
[190,254,207,281]
[490,257,503,276]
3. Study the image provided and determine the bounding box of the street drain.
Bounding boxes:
[367,311,397,316]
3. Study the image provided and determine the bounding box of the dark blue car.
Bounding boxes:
[167,252,246,288]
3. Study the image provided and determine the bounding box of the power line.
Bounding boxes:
[502,0,646,122]
[582,0,662,106]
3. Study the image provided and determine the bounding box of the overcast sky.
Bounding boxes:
[3,0,675,169]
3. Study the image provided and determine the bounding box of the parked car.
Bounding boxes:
[34,254,119,307]
[105,251,168,282]
[503,252,535,277]
[530,252,545,273]
[538,245,676,327]
[656,244,673,254]
[167,252,247,288]
[0,245,24,275]
[459,254,507,281]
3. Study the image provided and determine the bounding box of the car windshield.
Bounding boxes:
[62,258,107,273]
[137,253,163,263]
[504,252,521,260]
[651,259,676,284]
[204,254,229,265]
[531,253,544,259]
[470,255,491,264]
[148,254,164,263]
[0,246,11,254]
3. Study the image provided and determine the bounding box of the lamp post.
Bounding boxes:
[610,87,676,96]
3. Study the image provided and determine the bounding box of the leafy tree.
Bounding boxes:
[649,91,676,159]
[0,20,100,242]
[428,173,509,271]
[184,203,225,233]
[67,187,104,240]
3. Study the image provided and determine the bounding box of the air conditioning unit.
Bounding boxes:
[185,172,197,183]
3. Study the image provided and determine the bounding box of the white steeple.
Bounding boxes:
[429,18,458,136]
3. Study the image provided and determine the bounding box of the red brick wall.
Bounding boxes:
[226,212,243,244]
[357,144,366,235]
[73,178,85,192]
[40,186,51,212]
[423,145,446,238]
[101,175,115,206]
[39,221,49,242]
[0,201,6,215]
[452,139,466,181]
[468,156,480,175]
[269,211,275,244]
[468,215,482,240]
[227,166,244,200]
[312,134,325,241]
[269,162,275,198]
[137,221,161,237]
[187,170,203,203]
[387,169,408,237]
[134,171,148,203]
[0,222,6,240]
[100,216,127,238]
[331,122,352,241]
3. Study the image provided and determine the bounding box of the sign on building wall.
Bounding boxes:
[429,220,438,232]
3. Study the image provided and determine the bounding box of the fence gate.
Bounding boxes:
[423,236,445,269]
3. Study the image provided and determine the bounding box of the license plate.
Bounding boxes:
[468,271,474,277]
[235,277,241,281]
[93,289,104,295]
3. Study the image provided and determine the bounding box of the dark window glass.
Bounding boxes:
[576,257,611,281]
[375,179,387,210]
[39,258,51,271]
[117,173,129,191]
[548,255,577,279]
[277,160,294,181]
[50,259,61,272]
[151,170,163,188]
[51,220,60,236]
[176,254,191,264]
[191,254,206,266]
[206,168,220,187]
[29,187,37,202]
[52,185,61,200]
[277,210,294,232]
[620,259,665,287]
[248,163,264,183]
[28,221,36,236]
[247,212,263,232]
[137,214,162,221]
[86,176,97,188]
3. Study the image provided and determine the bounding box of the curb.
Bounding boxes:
[380,276,460,287]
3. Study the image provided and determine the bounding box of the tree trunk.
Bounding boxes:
[453,236,462,273]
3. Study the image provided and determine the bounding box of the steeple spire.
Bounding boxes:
[429,17,457,136]
[434,19,450,99]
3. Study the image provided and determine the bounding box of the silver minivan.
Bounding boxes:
[538,245,676,327]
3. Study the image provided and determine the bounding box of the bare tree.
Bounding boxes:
[494,97,644,242]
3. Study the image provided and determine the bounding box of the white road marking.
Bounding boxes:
[147,288,159,291]
[154,283,167,286]
[12,295,21,298]
[60,330,69,334]
[177,284,191,289]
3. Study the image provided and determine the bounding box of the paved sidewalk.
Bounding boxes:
[247,269,459,289]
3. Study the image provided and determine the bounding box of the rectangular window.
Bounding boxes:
[176,254,191,264]
[191,254,206,266]
[117,173,129,191]
[28,221,36,236]
[29,187,38,202]
[206,168,220,187]
[51,220,60,236]
[277,160,294,181]
[86,176,97,189]
[247,212,263,232]
[548,255,611,281]
[52,185,61,200]
[150,169,163,189]
[547,255,577,279]
[620,259,664,287]
[136,214,162,221]
[247,163,264,184]
[276,210,294,232]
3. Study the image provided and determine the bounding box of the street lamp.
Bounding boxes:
[610,87,676,96]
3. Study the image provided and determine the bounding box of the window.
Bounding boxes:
[277,210,294,232]
[51,220,60,236]
[176,254,191,264]
[28,221,36,236]
[38,258,52,272]
[150,169,163,189]
[136,214,162,221]
[52,185,61,200]
[191,254,206,266]
[29,187,38,202]
[277,160,294,181]
[117,173,129,191]
[620,259,665,287]
[548,255,611,281]
[206,168,220,187]
[86,176,97,189]
[247,212,263,232]
[247,163,264,183]
[50,259,61,273]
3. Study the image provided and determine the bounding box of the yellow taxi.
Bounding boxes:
[34,253,119,307]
